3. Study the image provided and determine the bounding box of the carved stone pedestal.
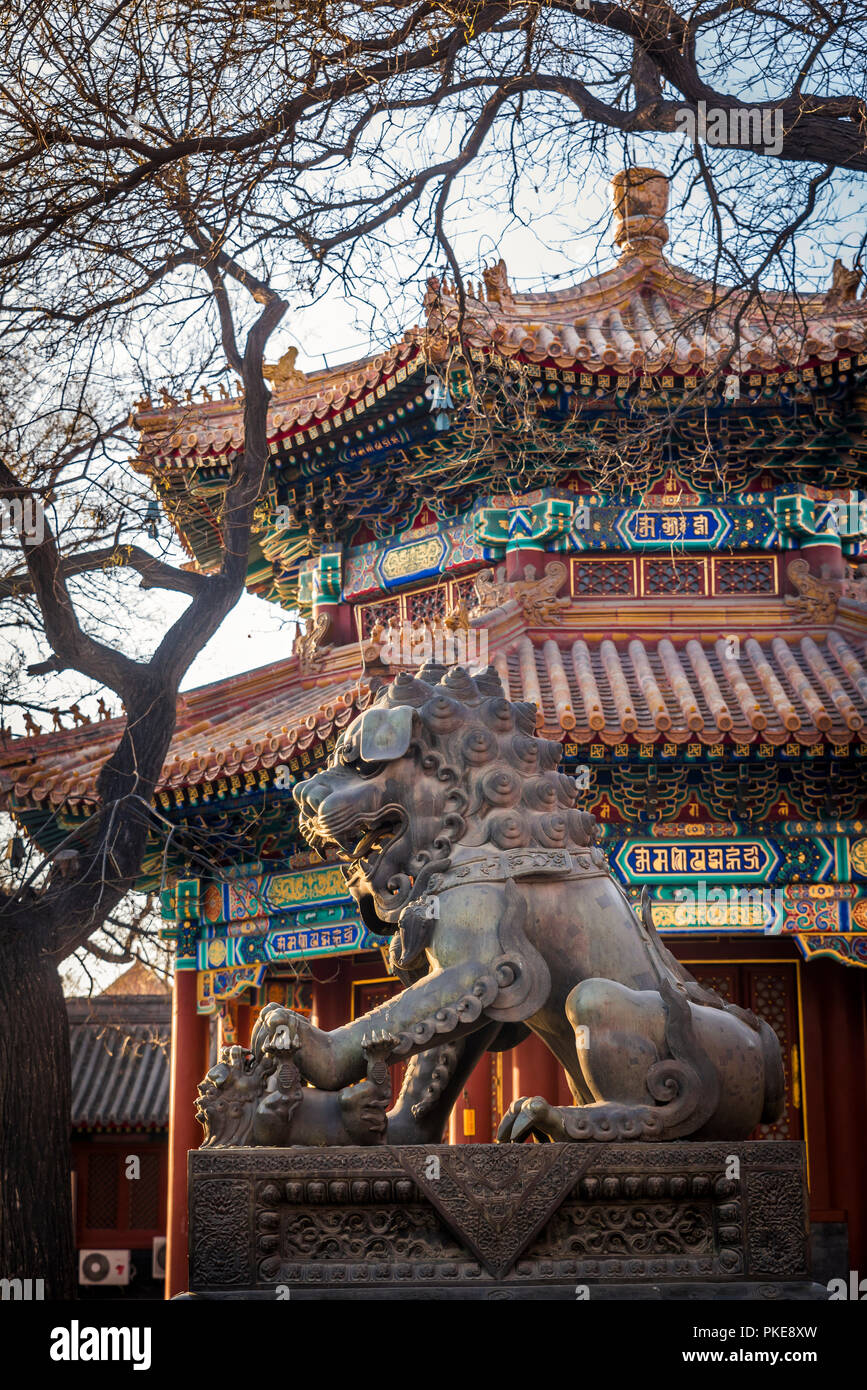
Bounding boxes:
[183,1141,826,1300]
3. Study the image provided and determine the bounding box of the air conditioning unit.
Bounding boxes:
[151,1236,167,1280]
[78,1249,130,1286]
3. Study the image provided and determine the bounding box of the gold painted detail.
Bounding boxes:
[790,1045,802,1110]
[267,865,348,910]
[380,537,444,581]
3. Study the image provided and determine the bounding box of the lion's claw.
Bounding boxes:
[361,1028,399,1060]
[361,1029,398,1091]
[497,1094,562,1143]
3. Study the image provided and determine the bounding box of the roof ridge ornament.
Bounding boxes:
[825,257,863,306]
[482,258,512,305]
[262,344,307,391]
[611,166,670,258]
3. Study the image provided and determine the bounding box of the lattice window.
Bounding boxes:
[85,1152,119,1229]
[451,575,480,609]
[259,979,313,1014]
[715,557,776,595]
[357,598,399,639]
[128,1152,161,1229]
[747,968,798,1142]
[690,970,737,1003]
[573,560,634,596]
[406,585,449,625]
[643,558,705,596]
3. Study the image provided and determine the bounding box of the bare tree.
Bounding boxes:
[0,175,288,1297]
[3,3,865,304]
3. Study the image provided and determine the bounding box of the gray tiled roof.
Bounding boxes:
[67,996,170,1130]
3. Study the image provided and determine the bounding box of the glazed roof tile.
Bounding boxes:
[132,169,867,465]
[0,658,375,809]
[134,332,422,462]
[426,167,867,375]
[4,631,866,811]
[428,258,867,376]
[495,631,867,746]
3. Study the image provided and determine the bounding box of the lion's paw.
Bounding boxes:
[496,1095,565,1143]
[339,1079,389,1144]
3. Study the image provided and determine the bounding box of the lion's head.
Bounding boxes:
[195,1045,276,1148]
[294,663,597,951]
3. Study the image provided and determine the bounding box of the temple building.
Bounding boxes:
[2,168,867,1296]
[68,961,170,1297]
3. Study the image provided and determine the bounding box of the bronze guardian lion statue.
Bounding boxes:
[198,663,784,1146]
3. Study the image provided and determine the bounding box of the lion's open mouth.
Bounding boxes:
[351,812,403,862]
[300,804,406,872]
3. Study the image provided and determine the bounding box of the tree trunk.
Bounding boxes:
[0,918,75,1299]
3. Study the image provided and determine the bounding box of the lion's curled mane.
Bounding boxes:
[374,661,597,857]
